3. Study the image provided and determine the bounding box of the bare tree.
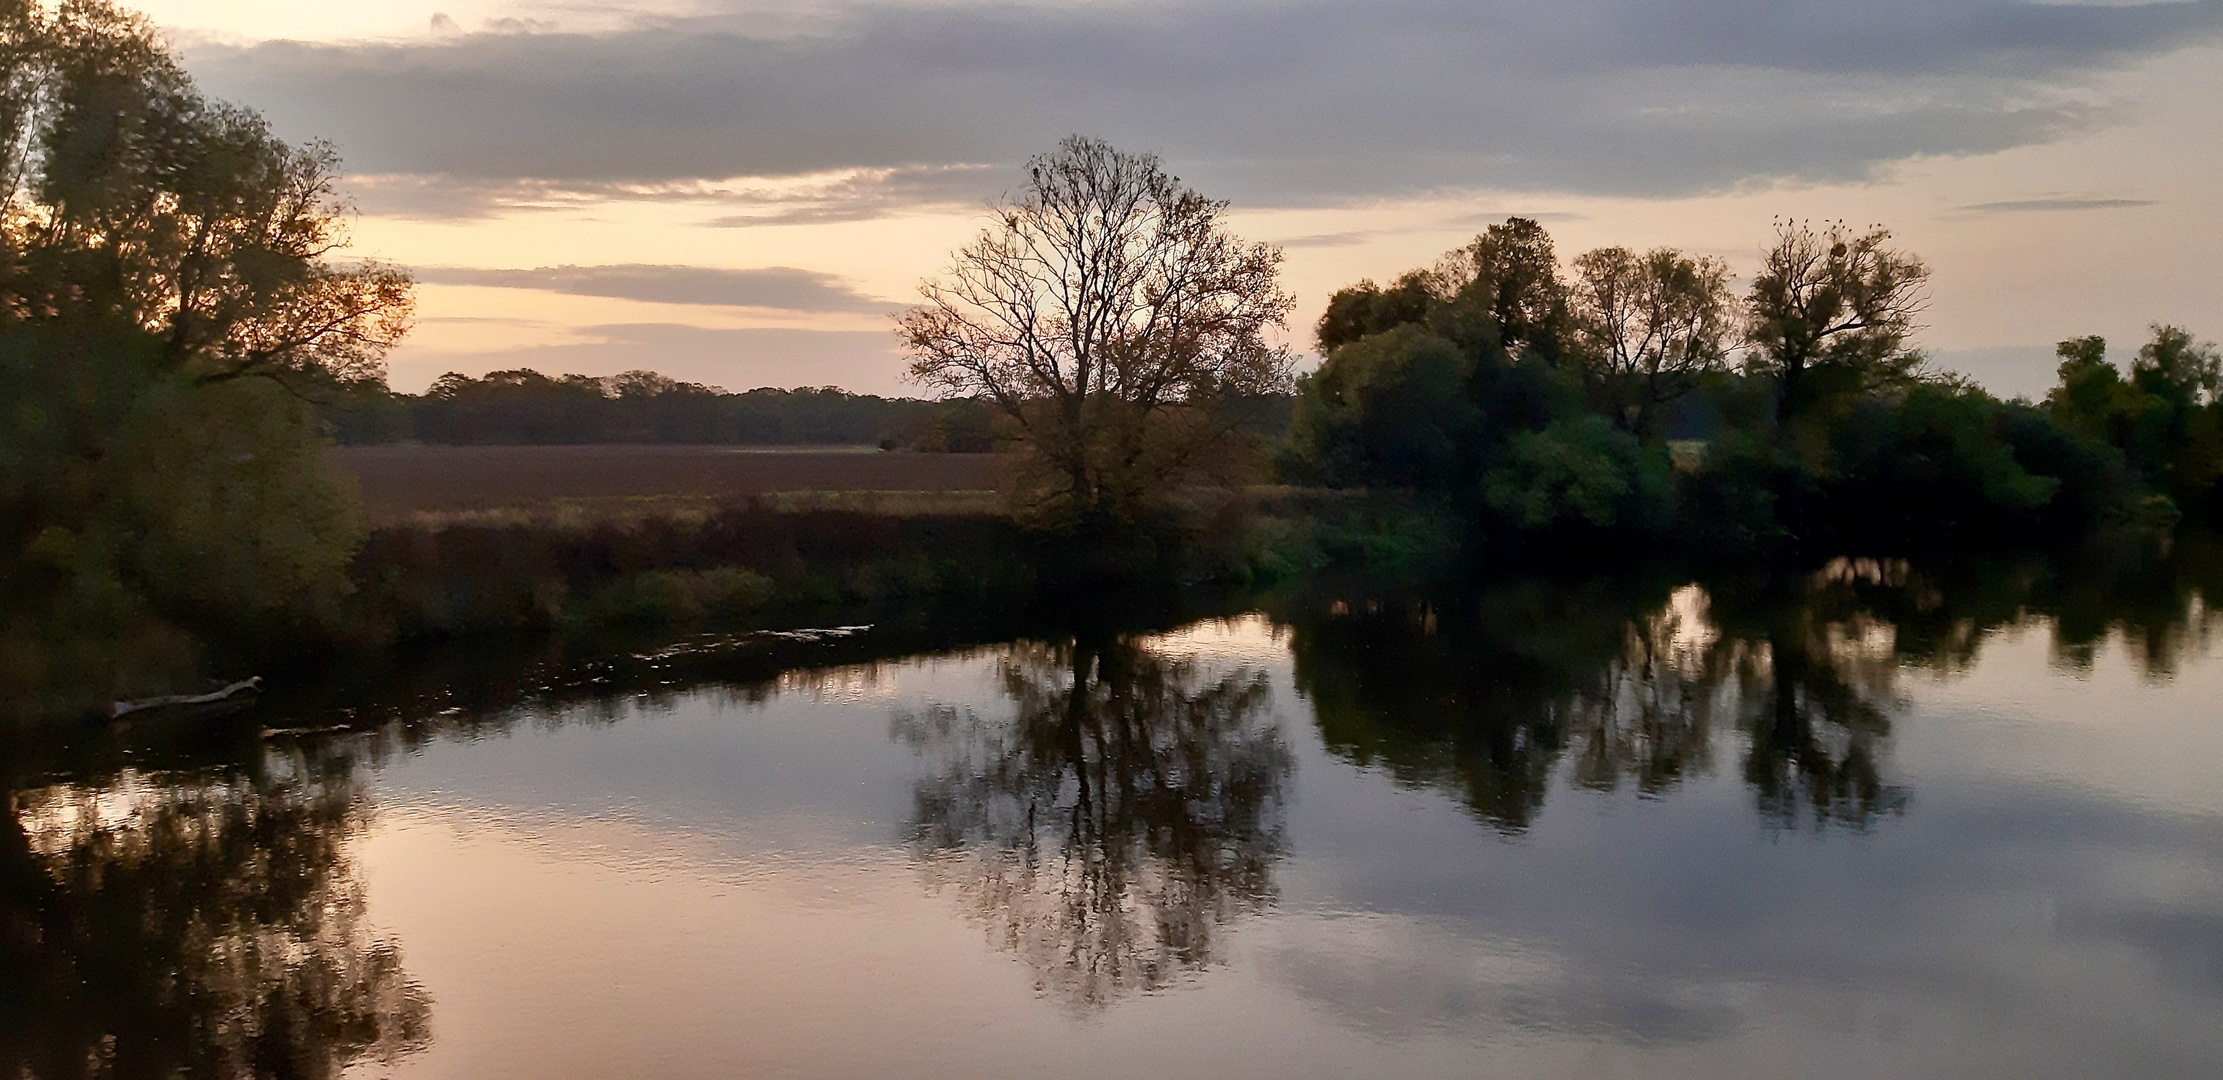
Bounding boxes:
[1571,246,1736,437]
[1745,220,1930,422]
[899,136,1294,526]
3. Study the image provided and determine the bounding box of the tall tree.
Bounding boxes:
[1439,216,1574,365]
[0,0,410,386]
[1744,220,1928,422]
[0,0,412,709]
[1569,245,1736,437]
[901,136,1293,526]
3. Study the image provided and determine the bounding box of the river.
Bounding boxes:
[6,546,2221,1078]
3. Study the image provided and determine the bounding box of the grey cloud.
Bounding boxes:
[411,264,895,312]
[386,323,909,395]
[1271,210,1587,249]
[700,164,998,228]
[1960,197,2161,212]
[180,0,2223,206]
[1273,231,1373,249]
[340,165,994,223]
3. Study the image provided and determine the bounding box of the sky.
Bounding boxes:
[135,0,2223,399]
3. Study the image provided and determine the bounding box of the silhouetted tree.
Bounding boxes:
[1314,270,1436,353]
[1569,246,1736,437]
[900,136,1294,526]
[1439,217,1575,366]
[0,1,410,709]
[1744,220,1929,423]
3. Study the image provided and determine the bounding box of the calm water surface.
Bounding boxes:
[8,555,2223,1078]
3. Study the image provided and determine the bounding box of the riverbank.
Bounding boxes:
[337,487,1427,645]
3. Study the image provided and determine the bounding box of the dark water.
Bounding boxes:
[7,545,2223,1078]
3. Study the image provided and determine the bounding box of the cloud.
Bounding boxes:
[1272,231,1374,249]
[385,323,910,395]
[412,264,895,312]
[1269,210,1588,250]
[179,0,2223,208]
[1959,197,2161,212]
[341,165,994,223]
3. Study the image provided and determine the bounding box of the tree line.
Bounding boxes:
[898,137,2221,545]
[1283,214,2218,546]
[319,370,999,450]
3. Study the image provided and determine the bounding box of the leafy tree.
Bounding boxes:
[0,2,410,385]
[1744,220,1929,423]
[1438,217,1575,365]
[900,136,1294,526]
[1481,414,1675,532]
[2041,326,2223,518]
[0,0,410,709]
[2047,335,2148,447]
[1314,269,1435,353]
[2128,324,2223,508]
[1284,325,1480,489]
[1568,245,1737,437]
[1816,382,2061,540]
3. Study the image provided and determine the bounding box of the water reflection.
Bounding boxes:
[0,748,429,1079]
[1282,536,2223,834]
[2,535,2218,1074]
[896,636,1291,1009]
[1286,577,1683,830]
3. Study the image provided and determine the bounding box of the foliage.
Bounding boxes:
[1811,383,2060,540]
[1743,219,1930,422]
[1567,245,1736,436]
[578,567,774,625]
[320,369,1007,450]
[900,136,1294,527]
[0,1,403,709]
[1437,216,1575,365]
[2043,326,2223,519]
[1482,415,1675,532]
[1284,325,1478,490]
[0,2,411,386]
[1314,270,1436,353]
[1285,213,2208,551]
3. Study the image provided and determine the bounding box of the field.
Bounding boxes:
[334,445,999,517]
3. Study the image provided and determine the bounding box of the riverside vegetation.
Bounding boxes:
[4,2,2220,719]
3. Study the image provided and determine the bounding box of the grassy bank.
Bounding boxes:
[336,487,1453,644]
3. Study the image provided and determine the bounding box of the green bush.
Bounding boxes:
[1284,326,1480,489]
[1483,416,1675,532]
[579,567,775,625]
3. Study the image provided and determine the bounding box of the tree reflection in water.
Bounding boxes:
[1284,562,1930,833]
[896,636,1291,1009]
[1710,559,1913,827]
[0,747,429,1080]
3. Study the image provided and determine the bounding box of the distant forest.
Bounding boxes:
[321,368,1297,451]
[319,369,1002,449]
